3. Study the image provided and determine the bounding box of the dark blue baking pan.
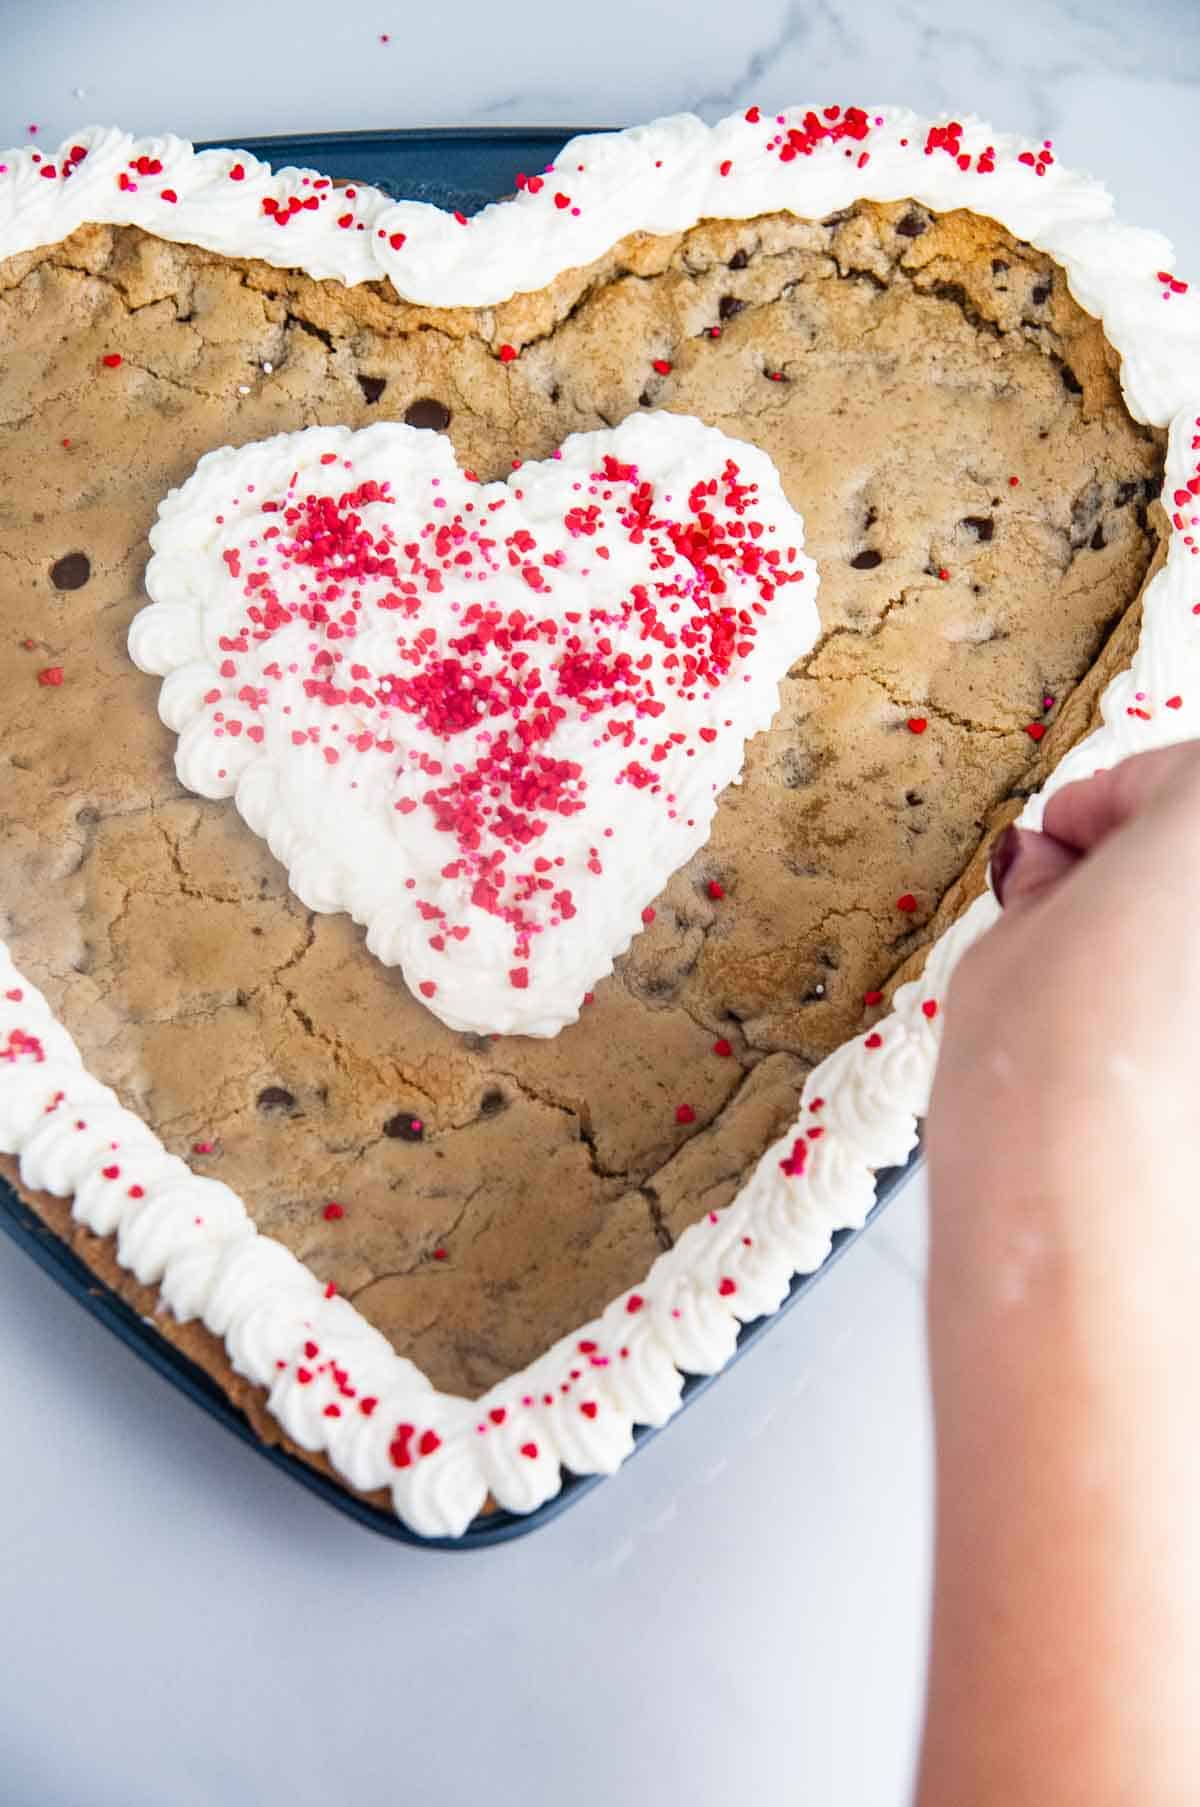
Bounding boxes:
[0,125,920,1548]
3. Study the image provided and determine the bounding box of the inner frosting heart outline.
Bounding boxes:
[1,109,1199,1535]
[130,415,819,1035]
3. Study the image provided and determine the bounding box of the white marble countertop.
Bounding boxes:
[1,4,1197,1803]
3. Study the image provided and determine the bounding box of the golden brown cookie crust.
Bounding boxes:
[0,200,1164,1397]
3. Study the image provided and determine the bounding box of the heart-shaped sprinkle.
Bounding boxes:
[132,416,819,1036]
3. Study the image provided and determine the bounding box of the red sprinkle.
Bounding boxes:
[865,1032,883,1050]
[712,1038,733,1058]
[498,343,518,363]
[896,893,918,913]
[907,717,927,734]
[718,1277,737,1297]
[37,666,64,688]
[922,999,939,1020]
[1025,722,1047,742]
[626,1294,645,1314]
[779,1136,807,1177]
[323,1201,345,1221]
[675,1103,696,1125]
[101,353,122,369]
[707,879,725,899]
[651,359,673,375]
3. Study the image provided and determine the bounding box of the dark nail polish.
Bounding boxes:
[989,824,1020,906]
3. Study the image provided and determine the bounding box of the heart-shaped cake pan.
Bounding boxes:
[1,109,1198,1534]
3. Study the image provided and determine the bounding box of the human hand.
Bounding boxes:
[928,741,1200,1210]
[919,742,1200,1807]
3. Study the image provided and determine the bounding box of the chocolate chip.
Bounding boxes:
[1090,522,1106,551]
[1060,364,1083,396]
[479,1088,507,1118]
[718,294,745,320]
[1070,479,1102,548]
[404,397,451,431]
[257,1086,296,1112]
[638,389,653,407]
[383,1111,424,1141]
[991,259,1009,276]
[905,790,923,808]
[1142,474,1163,501]
[895,210,928,238]
[357,374,387,405]
[1031,281,1051,306]
[50,552,91,590]
[863,506,878,529]
[961,515,995,541]
[1115,480,1138,507]
[850,549,883,569]
[728,248,749,270]
[548,382,562,404]
[778,746,817,789]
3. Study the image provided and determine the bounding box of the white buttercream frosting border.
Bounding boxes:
[1,106,1199,1537]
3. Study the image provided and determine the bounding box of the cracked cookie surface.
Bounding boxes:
[0,199,1164,1395]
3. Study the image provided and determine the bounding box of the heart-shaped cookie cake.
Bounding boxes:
[2,108,1198,1535]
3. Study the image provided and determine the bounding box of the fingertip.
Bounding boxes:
[988,823,1021,905]
[989,823,1080,910]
